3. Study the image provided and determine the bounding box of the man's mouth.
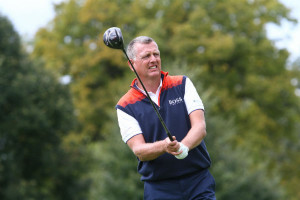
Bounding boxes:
[149,66,157,69]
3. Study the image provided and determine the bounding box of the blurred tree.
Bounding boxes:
[86,114,144,200]
[32,0,300,199]
[33,0,128,142]
[0,14,90,199]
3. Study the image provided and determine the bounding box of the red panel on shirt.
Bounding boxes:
[117,88,146,108]
[161,75,183,92]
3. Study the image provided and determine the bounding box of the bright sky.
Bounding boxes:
[266,0,300,63]
[0,0,65,37]
[0,0,299,62]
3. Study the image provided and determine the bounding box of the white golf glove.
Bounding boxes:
[175,142,189,159]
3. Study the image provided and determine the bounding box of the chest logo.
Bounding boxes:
[169,97,183,106]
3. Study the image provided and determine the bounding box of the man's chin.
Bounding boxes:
[148,69,160,77]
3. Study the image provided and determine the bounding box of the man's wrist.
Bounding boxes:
[175,142,189,159]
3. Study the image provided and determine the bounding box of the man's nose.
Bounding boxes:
[149,54,157,62]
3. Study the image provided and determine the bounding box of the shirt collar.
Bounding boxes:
[134,78,162,95]
[130,71,168,88]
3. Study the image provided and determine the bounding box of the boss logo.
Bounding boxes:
[169,97,183,106]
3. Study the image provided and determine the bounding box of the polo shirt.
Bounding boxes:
[116,71,211,181]
[117,75,204,143]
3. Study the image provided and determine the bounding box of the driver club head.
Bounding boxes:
[103,27,124,50]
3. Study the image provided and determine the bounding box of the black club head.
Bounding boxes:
[103,27,124,49]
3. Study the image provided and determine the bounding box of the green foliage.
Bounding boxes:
[33,0,128,141]
[30,0,300,199]
[0,14,90,199]
[204,97,285,200]
[86,114,143,200]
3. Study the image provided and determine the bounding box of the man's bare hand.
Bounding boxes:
[164,136,182,155]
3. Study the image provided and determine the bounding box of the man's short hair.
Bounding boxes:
[126,36,158,60]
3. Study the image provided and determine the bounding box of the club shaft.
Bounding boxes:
[122,49,174,141]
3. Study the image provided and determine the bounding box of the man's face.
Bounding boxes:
[130,42,161,80]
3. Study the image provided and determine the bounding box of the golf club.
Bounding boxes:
[103,27,174,141]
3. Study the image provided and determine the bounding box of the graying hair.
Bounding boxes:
[126,36,158,60]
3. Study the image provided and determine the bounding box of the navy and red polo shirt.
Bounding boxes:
[116,71,211,181]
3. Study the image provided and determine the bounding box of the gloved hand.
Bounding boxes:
[175,142,189,159]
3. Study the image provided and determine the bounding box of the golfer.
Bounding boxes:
[116,36,216,200]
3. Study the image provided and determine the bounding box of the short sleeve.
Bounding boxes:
[184,77,204,114]
[116,109,142,143]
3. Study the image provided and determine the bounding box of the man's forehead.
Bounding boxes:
[135,42,159,53]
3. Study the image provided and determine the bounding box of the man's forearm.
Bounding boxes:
[182,124,206,150]
[132,140,166,161]
[182,110,207,150]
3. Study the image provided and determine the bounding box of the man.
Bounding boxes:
[116,36,216,200]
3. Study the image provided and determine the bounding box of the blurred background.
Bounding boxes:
[0,0,299,199]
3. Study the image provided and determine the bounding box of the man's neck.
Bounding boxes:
[137,76,161,94]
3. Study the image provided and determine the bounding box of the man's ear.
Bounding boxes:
[128,60,134,72]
